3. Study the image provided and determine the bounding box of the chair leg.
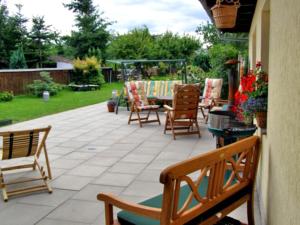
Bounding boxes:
[146,110,151,121]
[194,119,201,138]
[200,107,206,120]
[155,110,161,125]
[247,196,255,225]
[34,158,52,194]
[0,168,8,202]
[164,113,169,134]
[43,144,52,180]
[136,110,142,128]
[128,111,133,125]
[169,116,176,140]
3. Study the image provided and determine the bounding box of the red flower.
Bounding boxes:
[256,61,262,68]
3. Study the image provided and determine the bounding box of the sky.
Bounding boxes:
[5,0,210,36]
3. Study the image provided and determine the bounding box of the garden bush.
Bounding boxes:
[208,44,239,98]
[27,72,63,97]
[0,91,14,102]
[72,56,105,86]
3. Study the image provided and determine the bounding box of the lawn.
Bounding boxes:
[0,82,123,123]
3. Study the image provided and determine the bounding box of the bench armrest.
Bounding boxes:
[97,193,161,220]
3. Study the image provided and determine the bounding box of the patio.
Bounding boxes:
[0,103,260,225]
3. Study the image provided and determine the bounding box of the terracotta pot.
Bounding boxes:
[107,104,115,112]
[255,111,267,128]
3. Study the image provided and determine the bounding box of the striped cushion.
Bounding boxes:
[125,80,182,99]
[126,81,149,107]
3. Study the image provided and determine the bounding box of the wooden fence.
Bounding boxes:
[0,67,117,95]
[0,68,72,95]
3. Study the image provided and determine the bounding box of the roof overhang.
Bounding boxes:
[199,0,257,33]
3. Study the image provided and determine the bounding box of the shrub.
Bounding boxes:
[9,46,28,69]
[177,65,214,85]
[208,44,239,98]
[27,72,63,97]
[0,91,14,102]
[72,56,105,86]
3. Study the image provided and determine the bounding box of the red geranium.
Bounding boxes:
[233,71,256,120]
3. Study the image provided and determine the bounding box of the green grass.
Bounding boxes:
[0,82,124,123]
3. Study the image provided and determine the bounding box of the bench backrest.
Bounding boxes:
[125,80,182,98]
[159,136,260,224]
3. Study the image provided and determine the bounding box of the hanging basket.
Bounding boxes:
[255,111,267,129]
[211,0,240,29]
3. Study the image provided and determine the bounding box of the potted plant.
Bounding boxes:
[107,99,116,112]
[233,61,268,128]
[249,62,268,128]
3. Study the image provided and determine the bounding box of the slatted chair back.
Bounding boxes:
[0,127,51,160]
[172,84,201,120]
[159,136,260,224]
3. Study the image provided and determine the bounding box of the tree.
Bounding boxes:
[0,2,28,68]
[107,28,200,62]
[26,16,57,68]
[196,22,248,51]
[153,32,200,61]
[9,45,27,69]
[0,1,9,67]
[106,27,155,60]
[196,22,220,47]
[64,0,112,58]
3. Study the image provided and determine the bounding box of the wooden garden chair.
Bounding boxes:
[164,84,201,140]
[199,78,223,123]
[98,136,260,225]
[0,126,52,201]
[126,81,161,127]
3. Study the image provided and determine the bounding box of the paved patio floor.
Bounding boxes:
[0,103,261,225]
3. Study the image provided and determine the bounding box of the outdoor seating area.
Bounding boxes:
[0,102,261,225]
[1,0,299,224]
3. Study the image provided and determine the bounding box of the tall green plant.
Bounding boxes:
[72,56,105,86]
[9,45,27,69]
[26,16,57,68]
[208,44,239,98]
[64,0,112,58]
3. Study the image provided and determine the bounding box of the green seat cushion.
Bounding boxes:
[117,171,248,225]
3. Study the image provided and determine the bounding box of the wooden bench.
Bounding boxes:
[98,136,260,225]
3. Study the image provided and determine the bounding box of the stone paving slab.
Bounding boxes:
[0,103,257,225]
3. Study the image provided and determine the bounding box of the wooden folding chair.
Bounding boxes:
[0,126,52,201]
[199,78,223,123]
[126,81,161,128]
[164,84,201,140]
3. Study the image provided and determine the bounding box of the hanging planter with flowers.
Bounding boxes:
[211,0,240,29]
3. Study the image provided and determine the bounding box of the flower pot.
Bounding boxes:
[243,116,253,126]
[107,104,115,113]
[211,2,239,29]
[255,111,267,128]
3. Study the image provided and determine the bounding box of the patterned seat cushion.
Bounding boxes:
[201,78,223,104]
[137,105,160,110]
